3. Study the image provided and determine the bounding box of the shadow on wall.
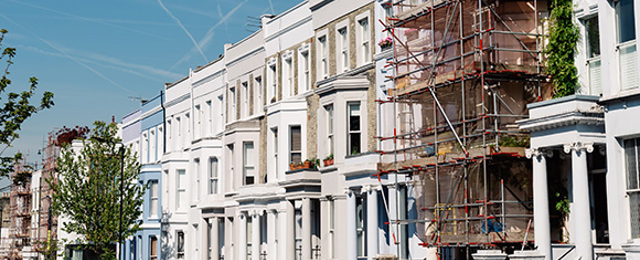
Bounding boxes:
[161,210,175,259]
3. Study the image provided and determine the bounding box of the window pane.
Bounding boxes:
[349,104,361,131]
[150,237,158,259]
[618,0,636,43]
[589,59,602,95]
[350,133,361,155]
[630,192,640,238]
[625,139,639,190]
[620,44,639,90]
[290,126,301,152]
[585,17,600,58]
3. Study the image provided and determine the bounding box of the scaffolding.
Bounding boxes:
[376,0,551,258]
[32,133,60,255]
[9,162,32,260]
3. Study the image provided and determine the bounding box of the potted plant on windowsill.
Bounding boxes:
[378,36,393,51]
[303,158,320,169]
[323,154,334,166]
[289,161,304,171]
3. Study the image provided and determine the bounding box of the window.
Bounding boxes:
[283,54,293,98]
[177,231,185,259]
[228,144,234,190]
[625,138,640,238]
[185,113,190,145]
[243,142,255,185]
[348,103,362,155]
[205,101,212,136]
[167,119,172,151]
[150,236,158,260]
[177,170,186,210]
[273,128,279,177]
[149,129,156,162]
[176,116,182,149]
[358,17,371,64]
[337,27,349,72]
[158,126,164,156]
[209,157,219,194]
[195,104,201,139]
[150,181,159,218]
[318,36,328,79]
[325,105,334,156]
[356,197,366,257]
[230,87,236,120]
[194,158,200,201]
[242,82,249,118]
[269,63,277,103]
[616,0,638,90]
[290,126,302,164]
[255,76,262,111]
[217,95,224,133]
[584,16,602,95]
[142,132,149,163]
[299,47,310,92]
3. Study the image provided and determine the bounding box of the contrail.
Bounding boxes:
[169,0,248,70]
[157,0,208,62]
[6,0,169,41]
[267,0,275,13]
[0,15,139,96]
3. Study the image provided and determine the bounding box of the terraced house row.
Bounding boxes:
[118,0,640,259]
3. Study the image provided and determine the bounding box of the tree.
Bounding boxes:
[0,29,54,177]
[545,0,579,98]
[48,121,145,260]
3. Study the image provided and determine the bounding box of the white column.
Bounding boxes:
[367,187,379,259]
[224,217,233,260]
[387,185,398,255]
[267,210,277,260]
[565,143,594,260]
[346,190,357,260]
[210,218,220,260]
[252,212,260,260]
[526,148,552,260]
[286,200,296,260]
[302,198,311,260]
[237,213,247,260]
[278,209,287,260]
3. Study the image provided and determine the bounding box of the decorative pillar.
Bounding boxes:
[386,185,398,255]
[267,210,277,260]
[302,198,311,260]
[366,186,379,259]
[252,212,260,260]
[526,148,552,260]
[237,213,247,260]
[346,190,357,260]
[278,209,287,260]
[564,142,594,260]
[211,217,220,260]
[286,200,296,260]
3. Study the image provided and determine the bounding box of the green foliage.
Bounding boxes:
[498,135,530,147]
[0,29,54,176]
[545,0,580,98]
[48,121,145,260]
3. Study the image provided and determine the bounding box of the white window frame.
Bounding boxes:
[254,76,262,113]
[624,138,640,238]
[177,169,186,211]
[282,51,294,99]
[195,104,201,139]
[242,81,249,118]
[176,230,185,259]
[150,236,158,260]
[141,131,149,164]
[229,87,236,121]
[217,95,224,133]
[149,181,159,218]
[268,58,278,103]
[167,119,172,152]
[289,125,302,164]
[615,0,638,90]
[157,125,164,157]
[194,158,200,202]
[243,141,255,185]
[149,128,156,162]
[317,32,329,79]
[272,127,279,179]
[325,104,334,157]
[209,157,219,194]
[348,102,362,155]
[356,12,371,65]
[298,44,311,93]
[336,21,350,73]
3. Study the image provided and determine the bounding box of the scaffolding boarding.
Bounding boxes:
[375,0,552,258]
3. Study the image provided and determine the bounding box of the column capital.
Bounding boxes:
[563,142,594,154]
[525,147,553,159]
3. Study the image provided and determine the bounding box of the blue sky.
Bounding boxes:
[0,0,300,165]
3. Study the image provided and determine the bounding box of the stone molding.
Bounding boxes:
[563,142,594,154]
